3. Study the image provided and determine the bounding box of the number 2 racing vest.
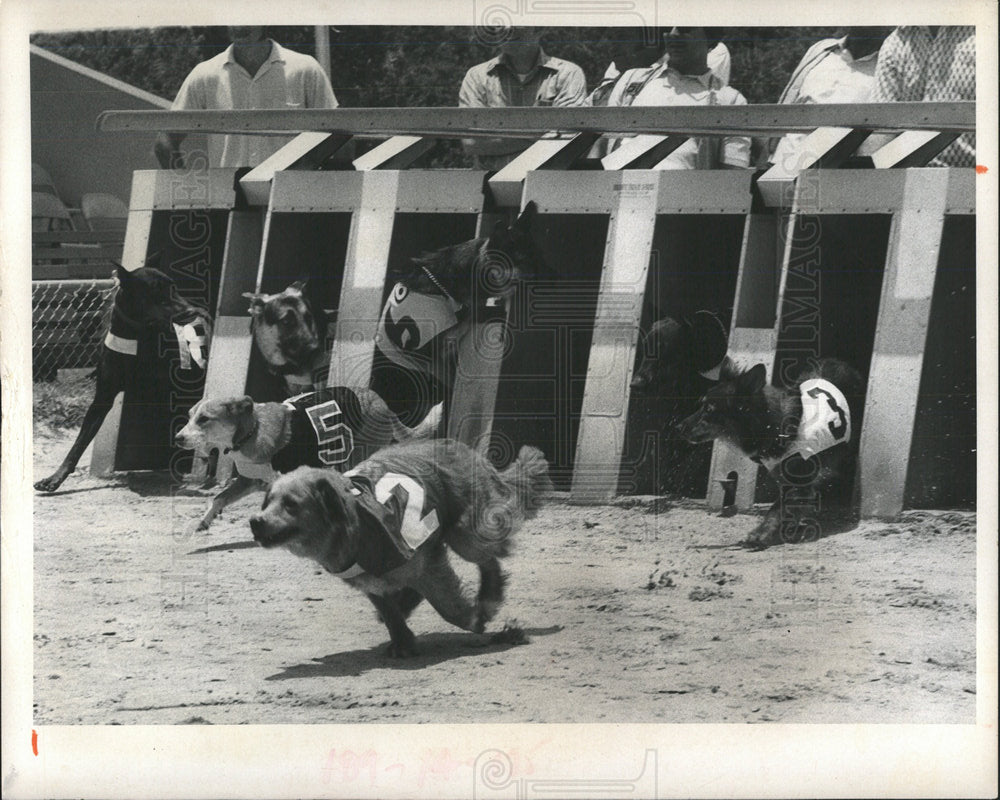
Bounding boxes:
[759,378,852,472]
[329,469,443,579]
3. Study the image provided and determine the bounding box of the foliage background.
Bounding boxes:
[30,26,855,166]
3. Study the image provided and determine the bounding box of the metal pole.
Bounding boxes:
[315,25,331,81]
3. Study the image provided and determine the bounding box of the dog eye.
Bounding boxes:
[196,414,209,424]
[282,497,298,513]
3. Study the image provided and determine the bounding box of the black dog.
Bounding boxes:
[676,358,864,548]
[372,201,547,421]
[630,311,729,495]
[34,265,212,493]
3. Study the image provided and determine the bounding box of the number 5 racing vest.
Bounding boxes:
[270,387,367,473]
[760,378,852,472]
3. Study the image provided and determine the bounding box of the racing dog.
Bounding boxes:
[677,358,864,548]
[372,201,547,420]
[629,311,730,495]
[249,439,552,657]
[243,281,329,395]
[176,389,442,531]
[35,264,211,493]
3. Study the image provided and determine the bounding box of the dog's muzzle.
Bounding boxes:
[249,515,297,548]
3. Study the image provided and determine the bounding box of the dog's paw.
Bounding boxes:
[385,638,419,659]
[34,474,66,493]
[743,525,776,550]
[473,600,501,633]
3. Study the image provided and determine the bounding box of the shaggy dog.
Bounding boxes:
[176,389,442,530]
[249,439,552,657]
[35,265,211,493]
[677,358,864,548]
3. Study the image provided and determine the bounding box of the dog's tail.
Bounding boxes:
[500,445,553,518]
[392,402,444,442]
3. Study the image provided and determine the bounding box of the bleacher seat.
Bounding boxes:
[32,191,74,232]
[81,192,129,232]
[31,163,60,197]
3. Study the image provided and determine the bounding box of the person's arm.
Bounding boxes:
[459,65,523,158]
[860,29,906,155]
[870,30,906,102]
[551,64,588,107]
[306,62,338,109]
[154,67,201,169]
[719,91,752,169]
[154,132,187,169]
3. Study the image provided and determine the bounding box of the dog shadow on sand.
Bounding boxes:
[265,625,564,680]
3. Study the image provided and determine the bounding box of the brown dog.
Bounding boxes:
[249,439,552,657]
[244,281,328,394]
[177,388,442,530]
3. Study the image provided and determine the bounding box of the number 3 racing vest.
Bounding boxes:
[760,378,852,472]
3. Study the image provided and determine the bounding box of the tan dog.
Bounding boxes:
[244,281,328,393]
[249,439,552,657]
[177,387,442,531]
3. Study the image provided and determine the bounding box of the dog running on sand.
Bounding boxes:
[35,265,211,493]
[677,358,864,548]
[249,439,552,657]
[176,388,442,531]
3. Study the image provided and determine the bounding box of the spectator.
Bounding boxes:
[458,27,587,169]
[598,27,750,169]
[869,26,975,167]
[589,28,731,107]
[155,26,338,169]
[769,27,890,168]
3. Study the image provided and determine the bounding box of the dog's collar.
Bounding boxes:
[327,563,367,579]
[103,331,138,356]
[226,418,259,454]
[698,359,725,381]
[419,265,461,310]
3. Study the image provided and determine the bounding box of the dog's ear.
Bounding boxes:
[311,472,349,526]
[514,200,537,232]
[740,363,768,395]
[226,395,254,419]
[288,280,308,295]
[242,292,265,315]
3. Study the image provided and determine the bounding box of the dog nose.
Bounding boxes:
[249,516,264,540]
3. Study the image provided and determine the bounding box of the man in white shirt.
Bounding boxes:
[600,27,750,170]
[155,26,338,169]
[769,28,889,168]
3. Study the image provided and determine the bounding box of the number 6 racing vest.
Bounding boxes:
[760,378,852,472]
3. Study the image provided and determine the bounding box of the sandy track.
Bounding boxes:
[32,427,976,725]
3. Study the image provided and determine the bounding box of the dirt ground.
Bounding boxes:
[31,424,977,725]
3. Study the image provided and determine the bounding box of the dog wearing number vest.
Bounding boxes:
[676,358,864,548]
[176,388,443,531]
[35,264,211,493]
[249,439,552,657]
[371,201,549,423]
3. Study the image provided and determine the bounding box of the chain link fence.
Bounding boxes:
[32,279,115,381]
